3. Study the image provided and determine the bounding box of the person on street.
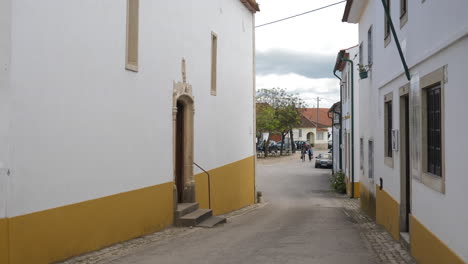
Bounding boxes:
[308,147,313,162]
[301,144,307,162]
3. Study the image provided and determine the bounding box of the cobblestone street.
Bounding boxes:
[62,154,416,264]
[342,199,416,264]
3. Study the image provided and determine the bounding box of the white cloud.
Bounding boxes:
[255,0,355,108]
[256,73,340,108]
[256,0,358,54]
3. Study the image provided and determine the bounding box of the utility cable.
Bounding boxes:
[255,1,346,28]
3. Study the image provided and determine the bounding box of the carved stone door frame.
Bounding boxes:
[172,59,195,205]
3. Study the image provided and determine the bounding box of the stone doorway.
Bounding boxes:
[173,59,195,205]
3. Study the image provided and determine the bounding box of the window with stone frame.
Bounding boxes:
[126,0,139,71]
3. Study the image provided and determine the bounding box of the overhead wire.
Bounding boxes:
[255,1,347,28]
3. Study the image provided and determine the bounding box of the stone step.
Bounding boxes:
[175,203,199,219]
[400,232,410,250]
[197,216,227,228]
[177,209,212,227]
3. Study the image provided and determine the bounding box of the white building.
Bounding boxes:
[0,0,259,263]
[343,0,468,263]
[333,46,361,198]
[292,108,332,150]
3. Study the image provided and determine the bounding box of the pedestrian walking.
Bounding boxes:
[308,147,313,162]
[301,144,307,162]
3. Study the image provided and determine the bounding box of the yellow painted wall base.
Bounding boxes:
[375,185,400,240]
[0,218,9,264]
[195,156,255,215]
[6,182,174,264]
[359,183,376,219]
[345,176,360,198]
[410,215,465,264]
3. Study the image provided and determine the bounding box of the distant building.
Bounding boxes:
[0,1,259,263]
[333,45,360,198]
[342,0,468,263]
[292,108,332,150]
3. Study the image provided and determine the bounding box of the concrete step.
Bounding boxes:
[197,216,227,228]
[177,209,212,227]
[175,203,199,219]
[400,232,410,250]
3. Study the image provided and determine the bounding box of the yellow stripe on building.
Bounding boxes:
[0,218,9,264]
[410,215,465,264]
[345,176,360,198]
[195,156,255,215]
[8,182,174,264]
[359,183,376,219]
[375,184,400,240]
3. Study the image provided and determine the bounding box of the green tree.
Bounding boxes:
[256,88,305,156]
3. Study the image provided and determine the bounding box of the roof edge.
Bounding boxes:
[240,0,260,13]
[342,0,354,22]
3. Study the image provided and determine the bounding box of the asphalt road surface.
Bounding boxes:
[108,153,379,264]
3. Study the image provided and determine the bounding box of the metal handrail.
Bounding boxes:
[193,162,211,209]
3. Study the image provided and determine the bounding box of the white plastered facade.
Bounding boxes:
[339,46,361,187]
[349,0,468,261]
[0,0,255,218]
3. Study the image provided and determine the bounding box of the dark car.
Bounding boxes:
[315,153,333,168]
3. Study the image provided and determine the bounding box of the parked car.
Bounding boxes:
[295,141,307,150]
[315,153,332,168]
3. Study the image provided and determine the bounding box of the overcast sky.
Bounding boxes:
[255,0,358,108]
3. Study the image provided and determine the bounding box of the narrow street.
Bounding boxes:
[64,152,407,264]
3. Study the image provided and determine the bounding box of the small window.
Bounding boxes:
[368,26,373,65]
[368,140,374,179]
[426,85,442,176]
[299,129,302,138]
[343,77,347,101]
[384,0,391,46]
[317,132,324,140]
[385,100,393,158]
[126,0,139,71]
[360,138,364,171]
[211,32,218,96]
[400,0,407,18]
[400,0,408,27]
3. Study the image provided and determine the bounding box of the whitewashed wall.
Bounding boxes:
[0,0,12,219]
[355,0,468,260]
[6,0,255,218]
[340,46,360,184]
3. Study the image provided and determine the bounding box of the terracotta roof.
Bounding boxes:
[240,0,260,13]
[300,108,332,127]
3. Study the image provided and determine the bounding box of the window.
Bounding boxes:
[384,92,394,168]
[360,138,364,171]
[211,32,218,96]
[126,0,139,71]
[400,0,408,27]
[317,132,324,140]
[420,65,446,193]
[299,129,302,138]
[385,101,393,158]
[426,85,442,176]
[384,0,391,46]
[368,26,373,65]
[368,140,374,179]
[342,76,347,101]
